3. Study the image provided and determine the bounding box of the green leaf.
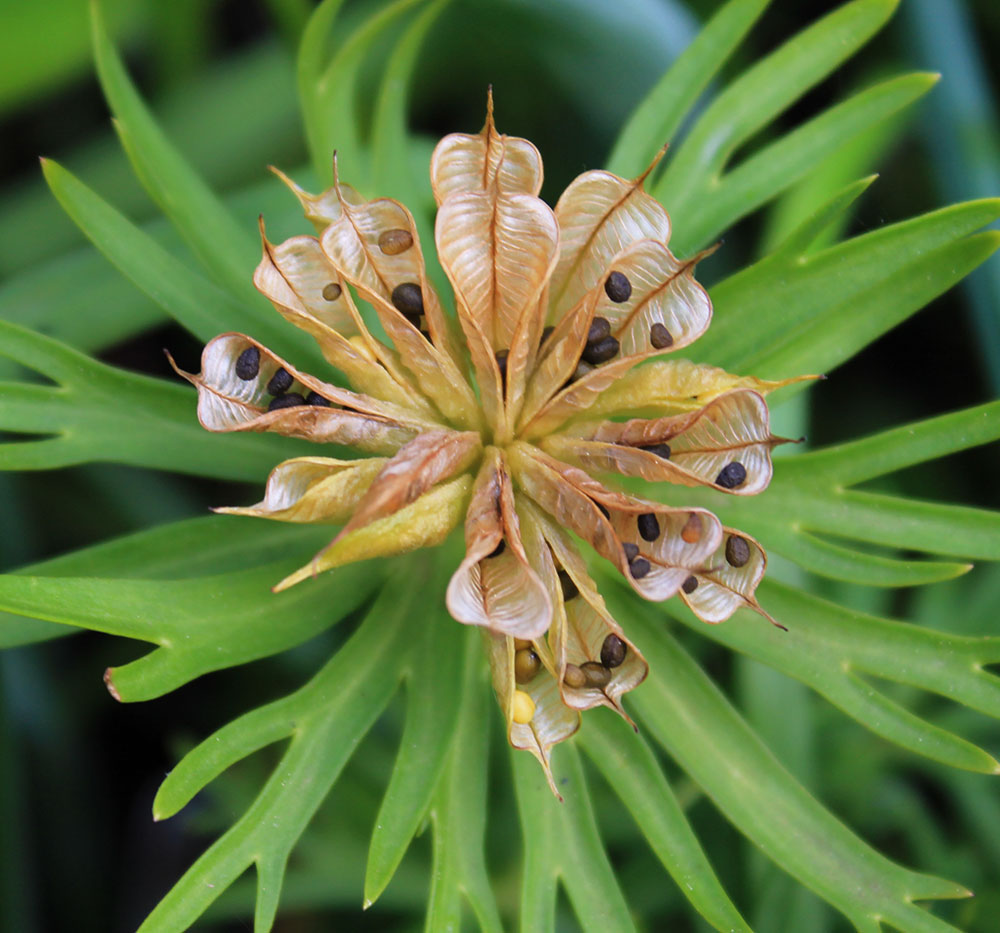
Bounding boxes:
[512,743,635,933]
[364,593,463,908]
[607,0,771,178]
[619,596,972,933]
[578,711,752,933]
[424,628,504,933]
[90,2,258,302]
[141,582,411,932]
[669,71,937,254]
[40,159,324,371]
[0,319,305,480]
[0,540,380,702]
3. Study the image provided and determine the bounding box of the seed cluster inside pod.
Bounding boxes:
[180,93,792,791]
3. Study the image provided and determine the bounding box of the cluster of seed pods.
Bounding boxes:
[175,95,803,792]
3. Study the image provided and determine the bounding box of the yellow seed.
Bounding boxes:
[348,335,378,363]
[512,690,535,724]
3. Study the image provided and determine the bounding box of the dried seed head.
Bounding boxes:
[581,334,620,365]
[600,633,627,668]
[716,461,747,489]
[725,534,751,567]
[378,228,414,255]
[681,512,702,543]
[514,647,541,684]
[391,282,424,317]
[682,575,699,594]
[637,512,660,541]
[629,557,651,579]
[512,689,535,723]
[563,664,587,689]
[267,367,293,396]
[305,391,331,407]
[268,392,306,411]
[604,271,632,303]
[321,282,342,301]
[587,316,611,343]
[558,569,579,601]
[235,346,260,380]
[640,443,671,460]
[649,322,673,349]
[580,661,611,688]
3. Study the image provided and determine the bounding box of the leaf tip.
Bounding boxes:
[103,667,122,702]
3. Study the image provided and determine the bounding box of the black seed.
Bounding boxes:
[514,648,541,684]
[637,512,660,541]
[391,282,424,316]
[558,569,579,601]
[649,322,673,348]
[600,634,627,668]
[567,360,593,385]
[267,367,293,395]
[234,346,260,380]
[682,575,699,594]
[305,391,331,407]
[725,535,751,568]
[581,334,620,365]
[487,539,506,558]
[640,443,671,459]
[622,542,640,562]
[540,325,555,346]
[604,271,632,303]
[595,502,610,519]
[716,461,747,489]
[268,392,306,411]
[587,316,611,343]
[580,661,611,688]
[629,557,651,579]
[378,228,413,255]
[495,349,509,390]
[321,282,342,301]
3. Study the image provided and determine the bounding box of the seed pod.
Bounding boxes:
[622,542,639,562]
[649,322,673,348]
[391,282,424,316]
[587,316,611,343]
[640,442,671,459]
[600,633,627,668]
[682,575,699,594]
[514,648,541,684]
[321,282,342,301]
[581,334,620,365]
[268,392,306,411]
[716,461,747,489]
[681,512,702,543]
[305,391,331,407]
[604,271,632,303]
[267,367,293,396]
[563,664,587,689]
[558,569,579,601]
[637,512,660,541]
[378,228,414,255]
[629,557,651,579]
[580,661,611,688]
[512,690,536,724]
[235,346,260,380]
[725,534,751,568]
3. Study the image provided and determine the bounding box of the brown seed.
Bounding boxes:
[391,282,424,316]
[587,316,611,343]
[649,322,673,348]
[682,575,699,594]
[563,664,587,689]
[580,661,612,688]
[725,535,751,568]
[681,513,702,543]
[581,334,620,365]
[558,569,579,601]
[637,512,660,541]
[604,271,632,303]
[514,648,541,684]
[640,443,671,459]
[622,542,640,562]
[600,634,627,668]
[629,557,651,579]
[378,228,413,255]
[321,282,342,301]
[235,346,260,380]
[716,461,747,489]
